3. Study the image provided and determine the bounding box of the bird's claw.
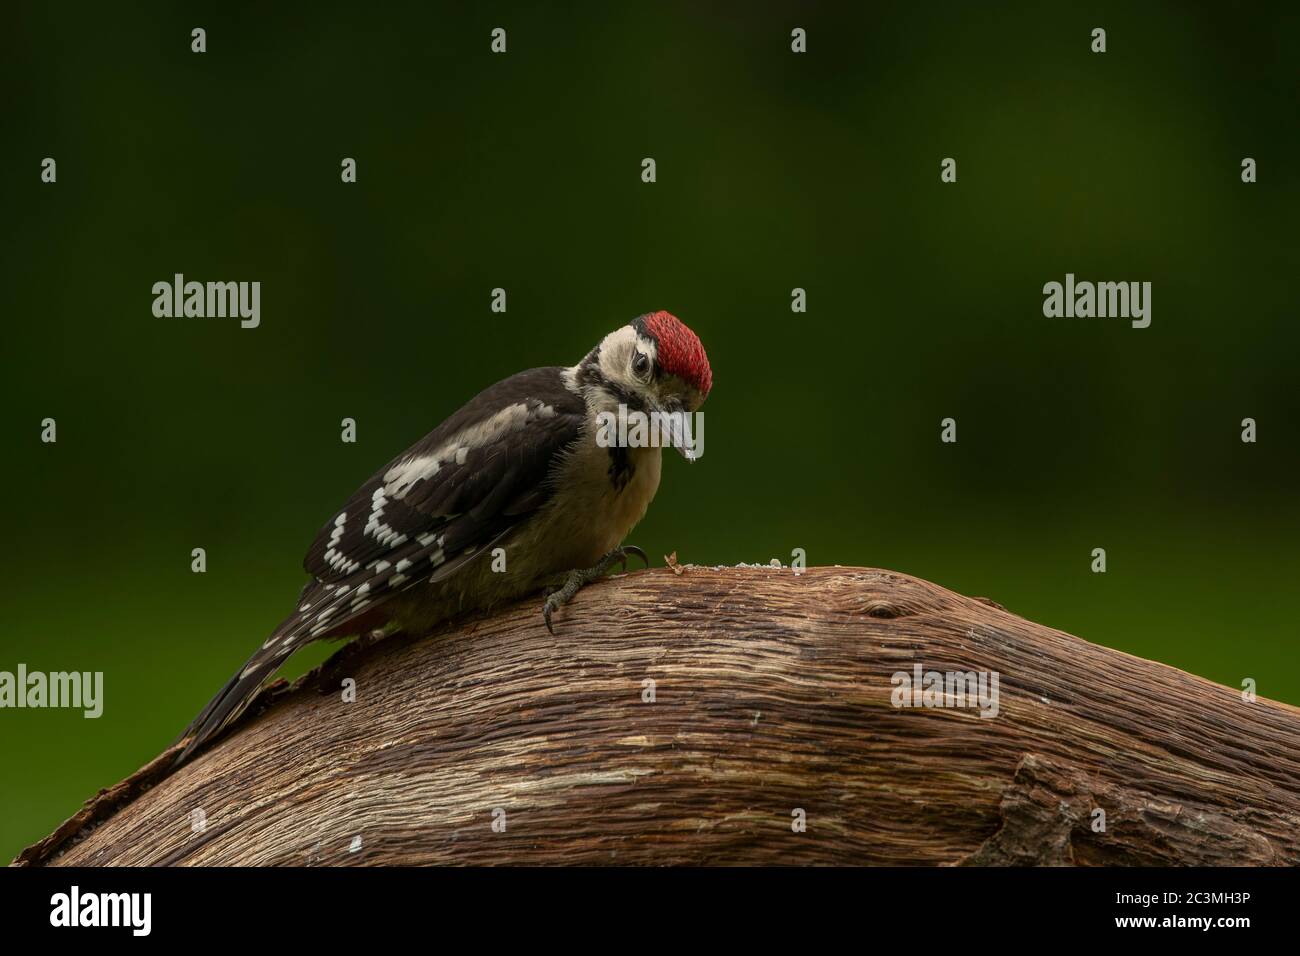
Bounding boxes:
[619,545,649,571]
[540,544,648,633]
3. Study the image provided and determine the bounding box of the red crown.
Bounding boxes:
[641,310,712,398]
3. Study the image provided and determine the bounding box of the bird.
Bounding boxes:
[174,310,712,765]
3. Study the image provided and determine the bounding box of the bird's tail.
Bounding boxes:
[172,575,385,767]
[172,644,293,767]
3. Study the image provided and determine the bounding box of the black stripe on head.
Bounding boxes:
[576,349,644,411]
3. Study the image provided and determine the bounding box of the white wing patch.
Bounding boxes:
[384,454,441,499]
[364,486,408,548]
[381,401,552,501]
[323,511,360,574]
[288,377,580,652]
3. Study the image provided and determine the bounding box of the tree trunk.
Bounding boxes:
[14,566,1300,866]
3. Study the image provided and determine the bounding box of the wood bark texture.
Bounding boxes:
[14,566,1300,867]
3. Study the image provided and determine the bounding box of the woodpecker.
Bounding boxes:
[175,310,712,764]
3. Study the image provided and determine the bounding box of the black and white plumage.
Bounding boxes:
[176,311,713,764]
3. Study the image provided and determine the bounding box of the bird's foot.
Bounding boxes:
[543,545,648,634]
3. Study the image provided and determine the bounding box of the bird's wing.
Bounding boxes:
[293,367,586,637]
[175,367,586,762]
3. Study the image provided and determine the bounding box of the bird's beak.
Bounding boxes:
[651,397,696,461]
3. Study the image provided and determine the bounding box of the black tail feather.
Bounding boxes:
[173,575,387,767]
[173,652,288,766]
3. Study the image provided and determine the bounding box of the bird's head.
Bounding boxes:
[573,310,713,457]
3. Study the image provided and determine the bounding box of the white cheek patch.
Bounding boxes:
[596,329,633,387]
[597,326,658,395]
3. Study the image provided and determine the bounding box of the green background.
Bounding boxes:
[2,2,1296,862]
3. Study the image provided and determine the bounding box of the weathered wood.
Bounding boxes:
[14,566,1300,866]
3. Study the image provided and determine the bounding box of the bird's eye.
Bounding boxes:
[632,352,651,377]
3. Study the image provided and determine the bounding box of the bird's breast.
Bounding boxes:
[541,436,662,569]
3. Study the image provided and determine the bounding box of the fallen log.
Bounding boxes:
[14,566,1300,866]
